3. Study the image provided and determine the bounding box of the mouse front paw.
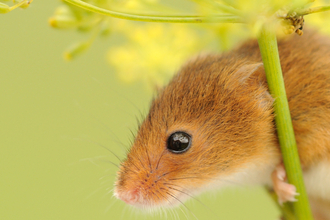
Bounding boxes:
[271,163,300,205]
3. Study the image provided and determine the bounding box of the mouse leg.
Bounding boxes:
[271,163,299,205]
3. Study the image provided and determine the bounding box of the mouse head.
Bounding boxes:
[114,55,280,210]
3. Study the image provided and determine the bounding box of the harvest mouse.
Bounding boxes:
[114,31,330,219]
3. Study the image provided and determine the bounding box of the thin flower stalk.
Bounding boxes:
[257,25,314,220]
[63,0,242,23]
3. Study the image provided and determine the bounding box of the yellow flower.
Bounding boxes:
[305,0,330,35]
[53,0,330,88]
[107,0,160,12]
[107,22,203,87]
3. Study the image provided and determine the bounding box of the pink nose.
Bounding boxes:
[115,189,140,205]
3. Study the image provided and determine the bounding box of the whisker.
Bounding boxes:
[152,189,163,203]
[104,188,114,197]
[128,128,136,143]
[155,148,166,170]
[158,167,186,179]
[89,75,142,115]
[99,179,114,186]
[177,202,189,220]
[84,185,104,200]
[99,173,116,180]
[79,156,119,168]
[72,137,123,162]
[164,183,220,219]
[157,189,181,220]
[120,204,128,220]
[162,188,199,220]
[144,144,153,172]
[78,157,101,167]
[125,160,141,174]
[165,184,202,204]
[104,197,118,214]
[97,121,127,149]
[100,159,120,168]
[135,155,147,170]
[163,185,198,219]
[168,176,242,186]
[170,205,180,220]
[74,101,128,151]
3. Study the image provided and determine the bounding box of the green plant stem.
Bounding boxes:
[64,0,241,23]
[257,26,313,220]
[190,0,241,15]
[296,5,330,15]
[268,189,296,220]
[282,203,296,220]
[10,0,29,11]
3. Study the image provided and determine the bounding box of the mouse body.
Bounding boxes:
[114,31,330,219]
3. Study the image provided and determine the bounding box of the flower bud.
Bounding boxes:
[77,21,94,32]
[49,5,78,29]
[54,5,73,16]
[100,21,111,36]
[49,15,78,29]
[20,1,31,9]
[0,2,10,14]
[64,41,90,61]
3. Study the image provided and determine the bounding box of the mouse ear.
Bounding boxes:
[233,62,264,83]
[233,62,274,108]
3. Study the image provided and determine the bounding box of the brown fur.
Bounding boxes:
[115,31,330,217]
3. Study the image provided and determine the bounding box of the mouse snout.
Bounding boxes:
[114,188,140,205]
[114,169,166,207]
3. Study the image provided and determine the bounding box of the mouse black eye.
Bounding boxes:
[167,132,192,154]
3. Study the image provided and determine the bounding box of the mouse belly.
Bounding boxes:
[303,160,330,220]
[309,197,330,220]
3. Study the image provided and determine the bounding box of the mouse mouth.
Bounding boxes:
[113,169,193,210]
[114,189,141,205]
[114,185,190,210]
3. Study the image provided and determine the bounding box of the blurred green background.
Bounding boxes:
[0,1,281,219]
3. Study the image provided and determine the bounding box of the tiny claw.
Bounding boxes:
[291,198,298,202]
[278,198,284,206]
[276,164,286,181]
[272,163,299,205]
